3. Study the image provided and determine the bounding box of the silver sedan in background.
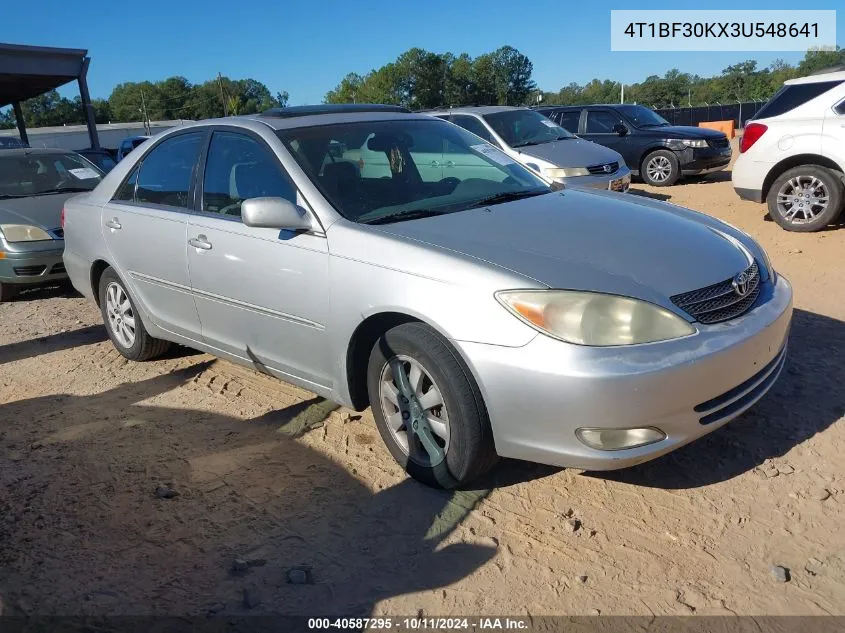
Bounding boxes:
[62,105,792,488]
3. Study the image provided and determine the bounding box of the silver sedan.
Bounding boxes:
[62,105,792,488]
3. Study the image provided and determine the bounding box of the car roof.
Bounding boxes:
[785,68,845,85]
[423,105,528,116]
[536,104,632,110]
[239,109,437,130]
[0,148,77,157]
[262,104,410,118]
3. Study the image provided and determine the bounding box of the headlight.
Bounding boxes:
[496,290,696,346]
[543,167,590,179]
[0,224,52,242]
[667,139,708,149]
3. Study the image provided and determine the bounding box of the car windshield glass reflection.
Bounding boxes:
[0,153,104,198]
[482,110,575,147]
[277,119,551,225]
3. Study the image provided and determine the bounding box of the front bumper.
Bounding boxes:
[0,242,67,285]
[679,146,732,175]
[456,275,793,471]
[562,167,632,193]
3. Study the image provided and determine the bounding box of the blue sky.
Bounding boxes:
[5,0,843,105]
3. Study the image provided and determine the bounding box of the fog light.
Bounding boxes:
[575,427,666,451]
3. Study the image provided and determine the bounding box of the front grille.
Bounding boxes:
[50,263,66,274]
[708,137,730,149]
[695,344,787,425]
[13,265,46,276]
[587,161,618,175]
[671,262,760,324]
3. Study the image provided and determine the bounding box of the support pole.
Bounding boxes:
[78,56,100,149]
[12,101,28,146]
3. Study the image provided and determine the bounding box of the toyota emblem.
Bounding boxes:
[732,271,751,297]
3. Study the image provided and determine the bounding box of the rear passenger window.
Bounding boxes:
[556,111,581,133]
[755,81,843,119]
[135,133,203,208]
[202,131,295,217]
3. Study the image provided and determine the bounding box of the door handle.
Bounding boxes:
[105,218,121,230]
[445,160,455,168]
[430,160,441,167]
[188,235,212,250]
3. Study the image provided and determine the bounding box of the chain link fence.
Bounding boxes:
[653,101,768,128]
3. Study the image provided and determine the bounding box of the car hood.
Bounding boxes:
[0,192,79,230]
[373,190,752,310]
[514,138,623,168]
[641,125,726,140]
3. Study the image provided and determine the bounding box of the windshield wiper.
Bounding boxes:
[39,186,93,194]
[360,208,445,225]
[512,140,547,147]
[0,193,32,199]
[465,189,547,209]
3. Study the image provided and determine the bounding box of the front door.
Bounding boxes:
[581,109,633,166]
[187,129,331,389]
[102,131,206,339]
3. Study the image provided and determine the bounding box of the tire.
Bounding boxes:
[766,165,844,233]
[0,282,18,303]
[366,322,497,488]
[641,150,681,187]
[98,267,170,361]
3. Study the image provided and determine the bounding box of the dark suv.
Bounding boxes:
[535,104,732,186]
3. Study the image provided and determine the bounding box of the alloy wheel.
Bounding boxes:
[646,155,672,183]
[776,175,830,225]
[105,282,136,348]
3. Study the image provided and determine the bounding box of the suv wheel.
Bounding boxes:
[366,322,497,488]
[767,166,844,232]
[641,150,680,187]
[98,267,171,361]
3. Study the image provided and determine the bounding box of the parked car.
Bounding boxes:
[732,69,845,232]
[76,148,118,173]
[0,148,104,301]
[537,104,732,186]
[63,104,792,488]
[116,135,151,161]
[428,106,631,192]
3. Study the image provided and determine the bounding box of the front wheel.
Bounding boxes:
[766,165,844,232]
[641,150,680,187]
[366,322,497,488]
[98,267,170,361]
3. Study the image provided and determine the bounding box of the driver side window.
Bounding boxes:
[586,111,622,134]
[202,131,296,218]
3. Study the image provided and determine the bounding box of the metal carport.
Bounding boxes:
[0,42,99,148]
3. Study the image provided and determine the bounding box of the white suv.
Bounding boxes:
[732,69,845,232]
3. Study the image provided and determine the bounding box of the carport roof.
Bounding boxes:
[0,42,89,108]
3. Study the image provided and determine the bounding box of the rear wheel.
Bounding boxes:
[366,322,497,488]
[98,267,170,361]
[641,150,680,187]
[767,165,844,232]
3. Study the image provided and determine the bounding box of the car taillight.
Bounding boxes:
[60,207,66,228]
[740,123,767,153]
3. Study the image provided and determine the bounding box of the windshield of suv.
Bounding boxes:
[276,119,551,225]
[617,105,670,128]
[482,110,575,147]
[0,152,104,198]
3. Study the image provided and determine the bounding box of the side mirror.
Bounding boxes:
[612,122,628,136]
[242,197,313,231]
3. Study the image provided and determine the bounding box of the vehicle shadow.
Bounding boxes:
[0,361,497,617]
[683,170,733,184]
[11,282,82,302]
[593,308,845,489]
[0,324,107,365]
[627,188,672,202]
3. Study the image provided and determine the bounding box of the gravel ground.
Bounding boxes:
[1,166,843,617]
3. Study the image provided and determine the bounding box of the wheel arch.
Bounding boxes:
[638,145,676,173]
[762,154,845,201]
[90,259,112,306]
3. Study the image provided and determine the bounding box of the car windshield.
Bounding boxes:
[0,152,104,198]
[617,105,670,127]
[276,119,551,225]
[482,110,575,147]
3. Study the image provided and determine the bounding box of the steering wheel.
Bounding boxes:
[218,201,243,216]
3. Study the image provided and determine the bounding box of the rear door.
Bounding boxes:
[103,130,206,339]
[554,109,582,135]
[822,91,845,169]
[187,128,331,388]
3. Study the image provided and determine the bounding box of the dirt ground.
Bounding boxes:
[1,162,844,618]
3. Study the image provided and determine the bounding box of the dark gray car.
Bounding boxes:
[0,148,103,301]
